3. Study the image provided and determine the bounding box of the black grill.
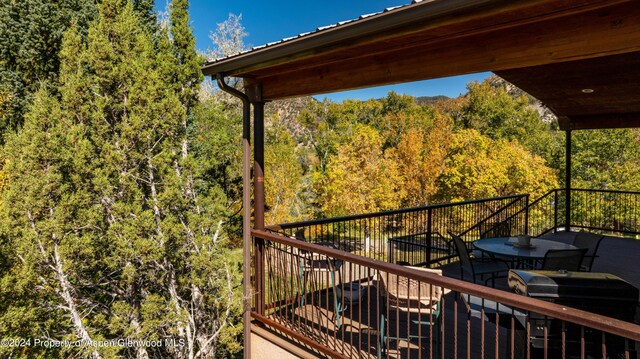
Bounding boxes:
[508,270,638,357]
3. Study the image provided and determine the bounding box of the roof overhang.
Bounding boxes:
[202,0,640,130]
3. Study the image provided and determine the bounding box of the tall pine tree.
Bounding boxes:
[1,0,241,357]
[0,0,162,139]
[0,0,98,137]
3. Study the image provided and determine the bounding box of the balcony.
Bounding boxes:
[250,189,640,358]
[201,1,640,357]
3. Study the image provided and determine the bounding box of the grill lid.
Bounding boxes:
[508,270,639,302]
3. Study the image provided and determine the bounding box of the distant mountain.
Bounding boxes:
[415,95,450,105]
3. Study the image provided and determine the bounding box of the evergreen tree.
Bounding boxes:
[0,0,160,139]
[132,0,156,32]
[0,0,98,137]
[1,0,241,358]
[169,0,203,113]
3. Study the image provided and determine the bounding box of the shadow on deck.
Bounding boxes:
[263,276,515,358]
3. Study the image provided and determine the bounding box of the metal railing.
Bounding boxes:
[457,195,529,240]
[500,188,640,238]
[497,189,562,238]
[267,188,640,276]
[570,188,640,236]
[267,194,528,266]
[252,229,640,359]
[387,231,452,267]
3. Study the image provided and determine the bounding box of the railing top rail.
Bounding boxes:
[526,188,559,207]
[266,188,640,232]
[571,188,640,195]
[253,228,640,341]
[489,189,560,237]
[269,193,528,230]
[458,195,528,237]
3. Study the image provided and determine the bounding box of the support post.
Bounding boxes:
[524,194,530,235]
[554,189,558,233]
[216,74,252,359]
[247,83,266,315]
[426,208,432,266]
[565,129,572,231]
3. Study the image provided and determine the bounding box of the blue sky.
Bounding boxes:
[158,0,490,101]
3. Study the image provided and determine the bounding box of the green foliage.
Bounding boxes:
[190,99,243,243]
[297,92,435,173]
[2,2,639,355]
[0,0,160,140]
[374,92,435,148]
[169,0,203,112]
[454,80,562,166]
[132,0,156,32]
[264,121,305,224]
[0,1,242,358]
[571,129,640,190]
[436,129,558,201]
[296,89,563,219]
[0,0,98,137]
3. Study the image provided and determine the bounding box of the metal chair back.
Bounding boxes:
[572,231,605,271]
[451,234,473,272]
[379,267,443,312]
[541,248,588,271]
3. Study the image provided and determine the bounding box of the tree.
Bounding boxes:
[208,13,247,60]
[373,92,435,148]
[1,1,241,358]
[389,112,454,207]
[190,99,244,245]
[316,124,404,217]
[436,129,558,201]
[168,0,203,114]
[570,129,640,190]
[0,0,161,139]
[295,93,439,179]
[296,99,347,172]
[264,124,305,225]
[0,0,97,137]
[453,79,562,166]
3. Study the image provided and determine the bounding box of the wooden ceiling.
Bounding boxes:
[496,52,640,130]
[202,0,640,130]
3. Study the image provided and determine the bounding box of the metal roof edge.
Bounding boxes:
[201,0,502,77]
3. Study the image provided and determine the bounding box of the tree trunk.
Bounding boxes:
[52,243,102,359]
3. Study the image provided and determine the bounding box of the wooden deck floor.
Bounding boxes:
[266,286,518,358]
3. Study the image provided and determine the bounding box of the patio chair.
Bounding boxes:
[540,248,588,271]
[375,267,444,359]
[293,229,345,327]
[571,231,605,271]
[450,233,510,287]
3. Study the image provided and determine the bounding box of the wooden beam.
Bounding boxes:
[255,1,640,100]
[561,113,640,130]
[246,0,630,80]
[203,0,541,77]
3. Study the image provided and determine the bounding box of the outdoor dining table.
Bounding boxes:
[473,237,578,268]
